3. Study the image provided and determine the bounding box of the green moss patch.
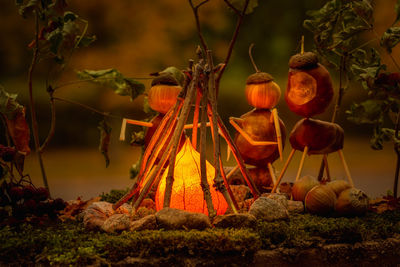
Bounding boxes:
[1,211,399,265]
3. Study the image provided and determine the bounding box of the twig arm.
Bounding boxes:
[230,117,278,146]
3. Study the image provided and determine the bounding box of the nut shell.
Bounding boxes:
[335,188,369,216]
[305,185,336,215]
[327,180,351,197]
[292,175,319,202]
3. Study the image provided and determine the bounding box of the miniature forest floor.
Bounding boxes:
[1,210,400,266]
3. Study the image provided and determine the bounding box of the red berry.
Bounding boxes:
[23,185,36,199]
[35,187,49,201]
[24,199,37,212]
[53,198,66,211]
[9,186,24,202]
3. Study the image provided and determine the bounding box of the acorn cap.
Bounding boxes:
[289,52,318,69]
[151,74,179,86]
[246,72,274,85]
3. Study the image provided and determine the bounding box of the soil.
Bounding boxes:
[111,236,400,266]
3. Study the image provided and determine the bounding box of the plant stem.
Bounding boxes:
[394,111,400,198]
[52,97,120,119]
[28,12,50,195]
[54,77,152,91]
[248,43,260,73]
[40,95,56,152]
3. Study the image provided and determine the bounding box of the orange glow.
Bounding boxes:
[288,72,317,105]
[155,138,228,215]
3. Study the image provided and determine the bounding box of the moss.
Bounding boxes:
[100,188,129,203]
[1,211,399,265]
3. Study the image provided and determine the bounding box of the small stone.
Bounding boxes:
[249,197,289,221]
[115,203,132,215]
[130,215,158,231]
[262,193,288,209]
[102,214,131,233]
[213,213,257,229]
[288,200,304,214]
[155,208,211,230]
[133,207,156,220]
[83,201,114,230]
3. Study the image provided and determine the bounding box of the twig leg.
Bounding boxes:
[120,119,127,141]
[271,149,296,193]
[272,109,283,161]
[268,163,277,188]
[295,146,308,182]
[338,150,354,187]
[323,154,331,182]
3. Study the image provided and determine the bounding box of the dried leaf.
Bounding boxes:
[381,27,400,53]
[0,86,24,120]
[18,0,39,18]
[59,196,101,221]
[77,69,145,101]
[5,108,31,155]
[98,120,111,168]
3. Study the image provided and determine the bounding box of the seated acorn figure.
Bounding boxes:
[229,44,286,193]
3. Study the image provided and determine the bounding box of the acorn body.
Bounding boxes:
[289,118,344,154]
[234,108,286,166]
[285,52,333,118]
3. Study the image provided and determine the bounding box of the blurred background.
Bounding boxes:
[0,0,399,200]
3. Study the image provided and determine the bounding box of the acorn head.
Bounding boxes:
[289,52,318,69]
[245,72,280,109]
[151,74,179,87]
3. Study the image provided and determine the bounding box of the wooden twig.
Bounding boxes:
[163,64,201,208]
[272,149,296,193]
[338,150,354,187]
[192,89,201,148]
[113,99,183,210]
[207,50,237,214]
[214,110,260,198]
[216,0,250,93]
[323,154,331,182]
[296,146,308,181]
[199,73,216,217]
[28,11,50,195]
[188,0,209,51]
[268,163,277,187]
[272,108,283,161]
[223,0,241,15]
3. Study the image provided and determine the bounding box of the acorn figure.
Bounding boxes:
[229,44,286,193]
[272,38,354,193]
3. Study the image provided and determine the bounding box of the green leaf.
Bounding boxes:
[0,86,23,120]
[15,0,23,5]
[77,69,145,101]
[19,0,39,18]
[395,0,400,25]
[130,131,145,146]
[226,0,258,15]
[98,120,111,168]
[158,66,185,87]
[371,127,395,150]
[381,27,400,53]
[47,30,63,55]
[76,35,96,48]
[64,11,77,22]
[346,99,384,125]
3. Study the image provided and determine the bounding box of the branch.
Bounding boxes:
[223,0,241,15]
[189,0,209,51]
[216,0,250,91]
[28,11,50,195]
[52,97,120,119]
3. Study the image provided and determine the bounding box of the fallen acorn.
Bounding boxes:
[292,175,319,202]
[305,184,336,215]
[327,180,352,197]
[335,188,369,216]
